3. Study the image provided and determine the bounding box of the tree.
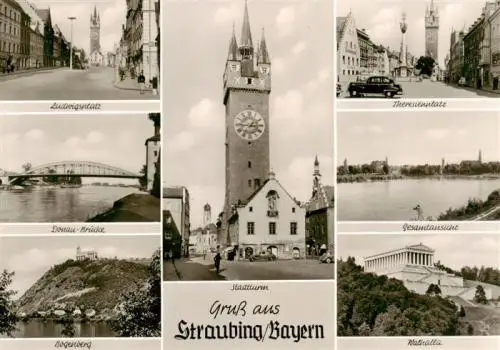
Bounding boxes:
[382,164,390,175]
[358,321,371,336]
[459,306,466,317]
[148,113,161,129]
[21,162,32,172]
[59,315,75,337]
[150,150,161,199]
[139,165,147,188]
[425,283,441,296]
[0,270,19,337]
[109,249,161,336]
[415,56,436,76]
[473,285,488,304]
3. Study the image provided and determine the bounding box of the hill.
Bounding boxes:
[16,258,149,316]
[337,258,471,336]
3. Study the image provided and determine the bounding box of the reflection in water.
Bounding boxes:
[338,178,500,221]
[0,186,140,222]
[6,320,115,338]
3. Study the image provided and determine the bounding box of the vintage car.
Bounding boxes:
[249,251,277,262]
[458,77,466,86]
[348,76,403,98]
[319,252,333,264]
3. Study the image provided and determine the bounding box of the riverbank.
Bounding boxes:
[337,173,500,183]
[86,193,160,222]
[437,189,500,221]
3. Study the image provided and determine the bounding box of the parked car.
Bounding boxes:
[336,82,342,97]
[458,77,466,86]
[347,76,403,98]
[319,252,333,264]
[249,251,277,262]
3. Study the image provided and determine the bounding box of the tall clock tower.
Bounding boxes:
[221,0,271,245]
[425,0,439,61]
[90,5,100,55]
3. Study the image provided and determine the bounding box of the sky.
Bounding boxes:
[0,114,157,184]
[338,234,500,271]
[163,0,334,227]
[0,235,160,299]
[337,0,490,67]
[337,112,500,166]
[30,0,127,54]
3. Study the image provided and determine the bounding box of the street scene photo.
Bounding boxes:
[0,113,161,222]
[337,111,500,221]
[337,234,500,336]
[337,0,500,98]
[0,235,161,338]
[163,0,334,281]
[0,0,160,100]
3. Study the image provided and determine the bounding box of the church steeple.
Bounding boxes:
[479,149,482,163]
[313,155,321,177]
[240,0,253,49]
[257,27,271,64]
[227,23,238,61]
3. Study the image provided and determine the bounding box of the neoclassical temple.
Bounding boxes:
[363,243,495,301]
[364,243,435,272]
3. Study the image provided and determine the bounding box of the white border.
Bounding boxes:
[0,223,161,235]
[0,101,160,114]
[338,221,500,233]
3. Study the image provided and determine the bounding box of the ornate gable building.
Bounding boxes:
[305,156,334,256]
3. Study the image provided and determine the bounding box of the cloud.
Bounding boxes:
[272,57,286,75]
[65,136,82,148]
[25,129,44,140]
[213,3,240,24]
[292,41,306,55]
[425,128,450,140]
[305,67,331,92]
[167,131,195,153]
[188,98,218,128]
[275,6,296,37]
[86,131,104,144]
[273,90,304,120]
[349,124,384,135]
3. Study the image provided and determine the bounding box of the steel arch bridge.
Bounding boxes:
[8,161,141,184]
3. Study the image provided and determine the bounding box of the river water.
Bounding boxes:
[0,186,140,222]
[2,320,115,338]
[337,178,500,221]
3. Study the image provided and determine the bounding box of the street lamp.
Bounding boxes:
[68,16,76,70]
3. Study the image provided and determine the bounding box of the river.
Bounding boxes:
[2,320,114,338]
[0,186,141,222]
[337,178,500,221]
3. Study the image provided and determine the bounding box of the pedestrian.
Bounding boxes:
[214,252,222,274]
[138,70,146,94]
[151,76,158,96]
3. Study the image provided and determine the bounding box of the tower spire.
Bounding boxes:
[257,27,271,64]
[313,155,321,177]
[240,0,253,48]
[227,22,238,60]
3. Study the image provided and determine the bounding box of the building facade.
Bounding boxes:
[364,243,493,300]
[19,8,29,68]
[0,0,22,71]
[305,156,334,256]
[425,0,439,61]
[16,0,44,68]
[163,210,182,259]
[337,12,360,84]
[487,2,500,90]
[76,246,98,261]
[89,6,103,66]
[464,16,485,89]
[448,30,465,83]
[145,122,160,191]
[228,173,306,260]
[141,0,159,85]
[163,187,190,257]
[220,1,271,246]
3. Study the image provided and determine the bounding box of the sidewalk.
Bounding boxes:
[114,76,155,93]
[0,66,64,81]
[164,258,225,281]
[163,260,180,281]
[446,82,500,95]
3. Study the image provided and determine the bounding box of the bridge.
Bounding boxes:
[7,161,141,185]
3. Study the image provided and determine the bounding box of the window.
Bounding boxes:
[290,222,297,235]
[292,207,295,213]
[247,222,255,235]
[249,206,253,212]
[269,222,276,235]
[248,161,251,168]
[247,78,252,84]
[248,179,252,187]
[254,178,260,188]
[154,150,158,157]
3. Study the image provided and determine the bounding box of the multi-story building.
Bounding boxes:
[0,0,22,71]
[36,7,54,67]
[123,0,142,72]
[52,24,62,66]
[337,12,360,85]
[145,118,160,191]
[163,210,182,259]
[448,29,465,84]
[305,157,334,256]
[16,0,45,68]
[163,187,190,257]
[486,1,500,90]
[76,246,98,261]
[19,8,29,68]
[356,28,371,77]
[464,15,485,88]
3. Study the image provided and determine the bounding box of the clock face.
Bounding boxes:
[234,110,265,141]
[91,31,98,40]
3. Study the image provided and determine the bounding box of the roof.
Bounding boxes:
[36,8,50,22]
[336,16,346,42]
[306,184,334,212]
[163,187,184,199]
[406,243,434,252]
[145,134,160,144]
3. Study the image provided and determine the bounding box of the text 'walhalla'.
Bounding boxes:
[174,320,324,342]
